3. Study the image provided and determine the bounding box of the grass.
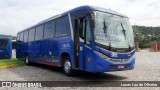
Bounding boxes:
[0,58,25,69]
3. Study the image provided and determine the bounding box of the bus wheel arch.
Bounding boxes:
[25,52,30,65]
[60,52,71,67]
[60,52,74,76]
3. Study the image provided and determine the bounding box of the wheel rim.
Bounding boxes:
[64,60,71,73]
[26,56,28,64]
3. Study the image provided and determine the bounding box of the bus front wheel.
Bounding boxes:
[63,57,74,76]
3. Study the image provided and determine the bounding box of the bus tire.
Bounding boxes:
[63,57,74,76]
[25,55,30,65]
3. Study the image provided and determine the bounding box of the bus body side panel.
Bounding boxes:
[55,36,73,66]
[50,38,61,65]
[16,41,25,60]
[28,41,43,63]
[8,39,12,59]
[21,42,26,59]
[39,40,45,63]
[83,46,95,72]
[0,47,5,59]
[37,38,59,65]
[0,47,6,59]
[24,43,29,57]
[34,41,41,62]
[78,42,85,70]
[0,38,12,59]
[28,42,36,62]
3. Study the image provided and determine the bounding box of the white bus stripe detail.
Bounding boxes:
[68,13,74,41]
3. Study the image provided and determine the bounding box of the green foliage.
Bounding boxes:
[0,59,25,69]
[132,25,160,48]
[12,36,17,40]
[132,25,160,36]
[138,39,151,48]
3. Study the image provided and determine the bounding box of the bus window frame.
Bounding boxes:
[55,15,71,38]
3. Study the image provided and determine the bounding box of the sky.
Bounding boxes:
[0,0,160,36]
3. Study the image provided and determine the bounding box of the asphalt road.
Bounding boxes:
[0,50,160,90]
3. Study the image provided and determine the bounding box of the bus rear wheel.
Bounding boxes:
[63,57,74,76]
[25,55,30,65]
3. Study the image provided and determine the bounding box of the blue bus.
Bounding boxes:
[16,6,135,75]
[0,37,12,59]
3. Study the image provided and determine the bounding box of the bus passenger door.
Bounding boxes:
[74,19,80,69]
[74,16,91,70]
[83,16,93,72]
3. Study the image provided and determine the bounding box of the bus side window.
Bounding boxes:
[79,18,85,40]
[24,31,29,42]
[20,32,24,42]
[44,21,55,39]
[85,19,91,46]
[17,34,20,41]
[28,28,36,42]
[55,16,70,37]
[35,25,44,41]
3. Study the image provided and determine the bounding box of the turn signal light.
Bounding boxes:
[87,58,91,62]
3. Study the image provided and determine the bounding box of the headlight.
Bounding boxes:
[94,51,135,62]
[94,51,109,59]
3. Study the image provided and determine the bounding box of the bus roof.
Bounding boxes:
[39,5,128,24]
[61,5,128,17]
[0,35,12,39]
[0,37,11,40]
[18,5,128,33]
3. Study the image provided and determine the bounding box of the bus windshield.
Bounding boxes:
[0,40,8,48]
[94,11,134,51]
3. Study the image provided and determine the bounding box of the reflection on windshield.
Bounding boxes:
[94,11,134,50]
[0,40,8,48]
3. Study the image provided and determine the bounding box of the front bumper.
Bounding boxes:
[86,57,135,73]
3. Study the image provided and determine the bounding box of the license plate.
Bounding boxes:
[118,65,125,69]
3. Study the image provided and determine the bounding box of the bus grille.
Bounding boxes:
[109,58,130,63]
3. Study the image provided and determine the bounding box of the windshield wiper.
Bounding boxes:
[103,21,112,51]
[103,21,108,38]
[121,22,127,40]
[121,22,132,51]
